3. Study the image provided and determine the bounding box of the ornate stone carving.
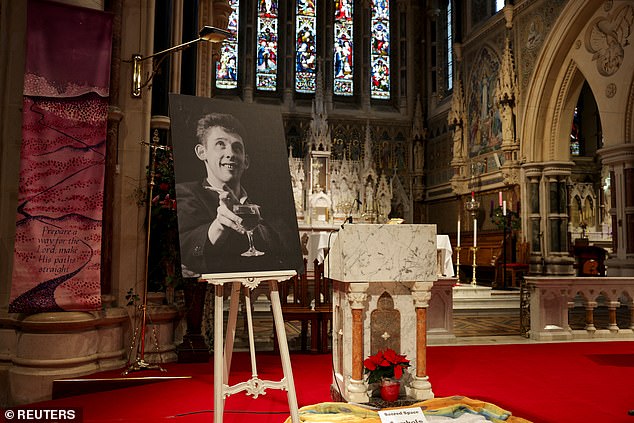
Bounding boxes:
[370,293,400,352]
[448,70,466,177]
[585,4,634,77]
[501,164,521,186]
[411,282,433,308]
[347,292,367,309]
[288,147,305,216]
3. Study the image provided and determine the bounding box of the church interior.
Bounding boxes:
[1,0,634,421]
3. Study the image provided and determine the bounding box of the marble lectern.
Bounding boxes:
[325,224,437,403]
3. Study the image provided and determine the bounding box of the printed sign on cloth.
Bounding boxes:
[9,0,113,313]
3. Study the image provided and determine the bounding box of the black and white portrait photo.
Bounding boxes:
[169,94,303,276]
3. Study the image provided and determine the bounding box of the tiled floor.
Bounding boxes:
[218,294,634,351]
[226,307,529,351]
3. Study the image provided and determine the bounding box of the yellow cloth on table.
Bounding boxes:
[283,396,532,423]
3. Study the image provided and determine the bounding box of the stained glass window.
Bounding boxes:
[295,0,317,93]
[334,0,354,96]
[370,0,390,99]
[256,0,279,91]
[216,0,239,90]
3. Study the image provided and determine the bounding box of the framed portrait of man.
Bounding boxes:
[169,94,303,276]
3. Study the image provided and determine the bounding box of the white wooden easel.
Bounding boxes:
[200,270,300,423]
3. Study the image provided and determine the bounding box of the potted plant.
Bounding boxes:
[363,348,410,401]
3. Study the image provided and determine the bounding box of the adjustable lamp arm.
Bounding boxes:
[131,26,230,97]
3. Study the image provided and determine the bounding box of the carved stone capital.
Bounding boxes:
[501,164,521,186]
[347,283,369,309]
[411,282,433,308]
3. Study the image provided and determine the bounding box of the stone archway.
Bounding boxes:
[518,1,634,275]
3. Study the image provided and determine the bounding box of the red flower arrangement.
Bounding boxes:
[363,348,410,384]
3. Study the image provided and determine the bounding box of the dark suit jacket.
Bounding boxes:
[176,180,285,274]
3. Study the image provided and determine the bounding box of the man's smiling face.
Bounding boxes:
[196,126,249,191]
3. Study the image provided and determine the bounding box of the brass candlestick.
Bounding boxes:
[470,246,479,286]
[454,246,461,283]
[124,135,168,375]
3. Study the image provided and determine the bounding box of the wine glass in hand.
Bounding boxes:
[232,204,265,257]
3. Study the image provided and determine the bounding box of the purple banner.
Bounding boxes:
[9,0,112,313]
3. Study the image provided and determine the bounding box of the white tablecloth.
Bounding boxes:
[307,231,338,265]
[437,234,454,277]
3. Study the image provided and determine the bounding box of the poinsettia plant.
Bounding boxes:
[363,348,410,384]
[135,144,184,292]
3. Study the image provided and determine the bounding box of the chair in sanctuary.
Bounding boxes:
[494,237,530,289]
[313,259,332,353]
[276,258,321,353]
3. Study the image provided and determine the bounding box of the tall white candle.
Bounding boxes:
[457,219,461,246]
[503,200,507,216]
[473,219,477,247]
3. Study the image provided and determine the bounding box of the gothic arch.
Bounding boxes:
[519,1,634,275]
[520,1,634,163]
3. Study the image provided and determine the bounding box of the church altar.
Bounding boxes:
[325,224,437,403]
[307,228,453,278]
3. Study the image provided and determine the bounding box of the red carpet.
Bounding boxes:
[16,341,634,422]
[427,341,634,423]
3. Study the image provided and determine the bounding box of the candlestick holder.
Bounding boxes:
[470,246,479,286]
[454,246,462,283]
[465,197,480,218]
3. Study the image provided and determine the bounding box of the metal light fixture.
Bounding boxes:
[131,25,230,97]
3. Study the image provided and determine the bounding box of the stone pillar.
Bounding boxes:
[543,163,575,275]
[408,282,433,400]
[598,144,634,276]
[584,300,597,332]
[346,283,368,403]
[607,300,619,332]
[524,164,544,274]
[521,162,574,275]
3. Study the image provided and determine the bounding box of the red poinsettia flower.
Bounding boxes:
[363,348,410,384]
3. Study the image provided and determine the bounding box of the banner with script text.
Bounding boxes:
[9,0,112,313]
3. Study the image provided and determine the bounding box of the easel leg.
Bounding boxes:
[269,280,300,423]
[224,282,241,378]
[214,284,224,423]
[244,286,259,378]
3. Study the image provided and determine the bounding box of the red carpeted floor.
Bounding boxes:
[22,341,634,422]
[427,341,634,423]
